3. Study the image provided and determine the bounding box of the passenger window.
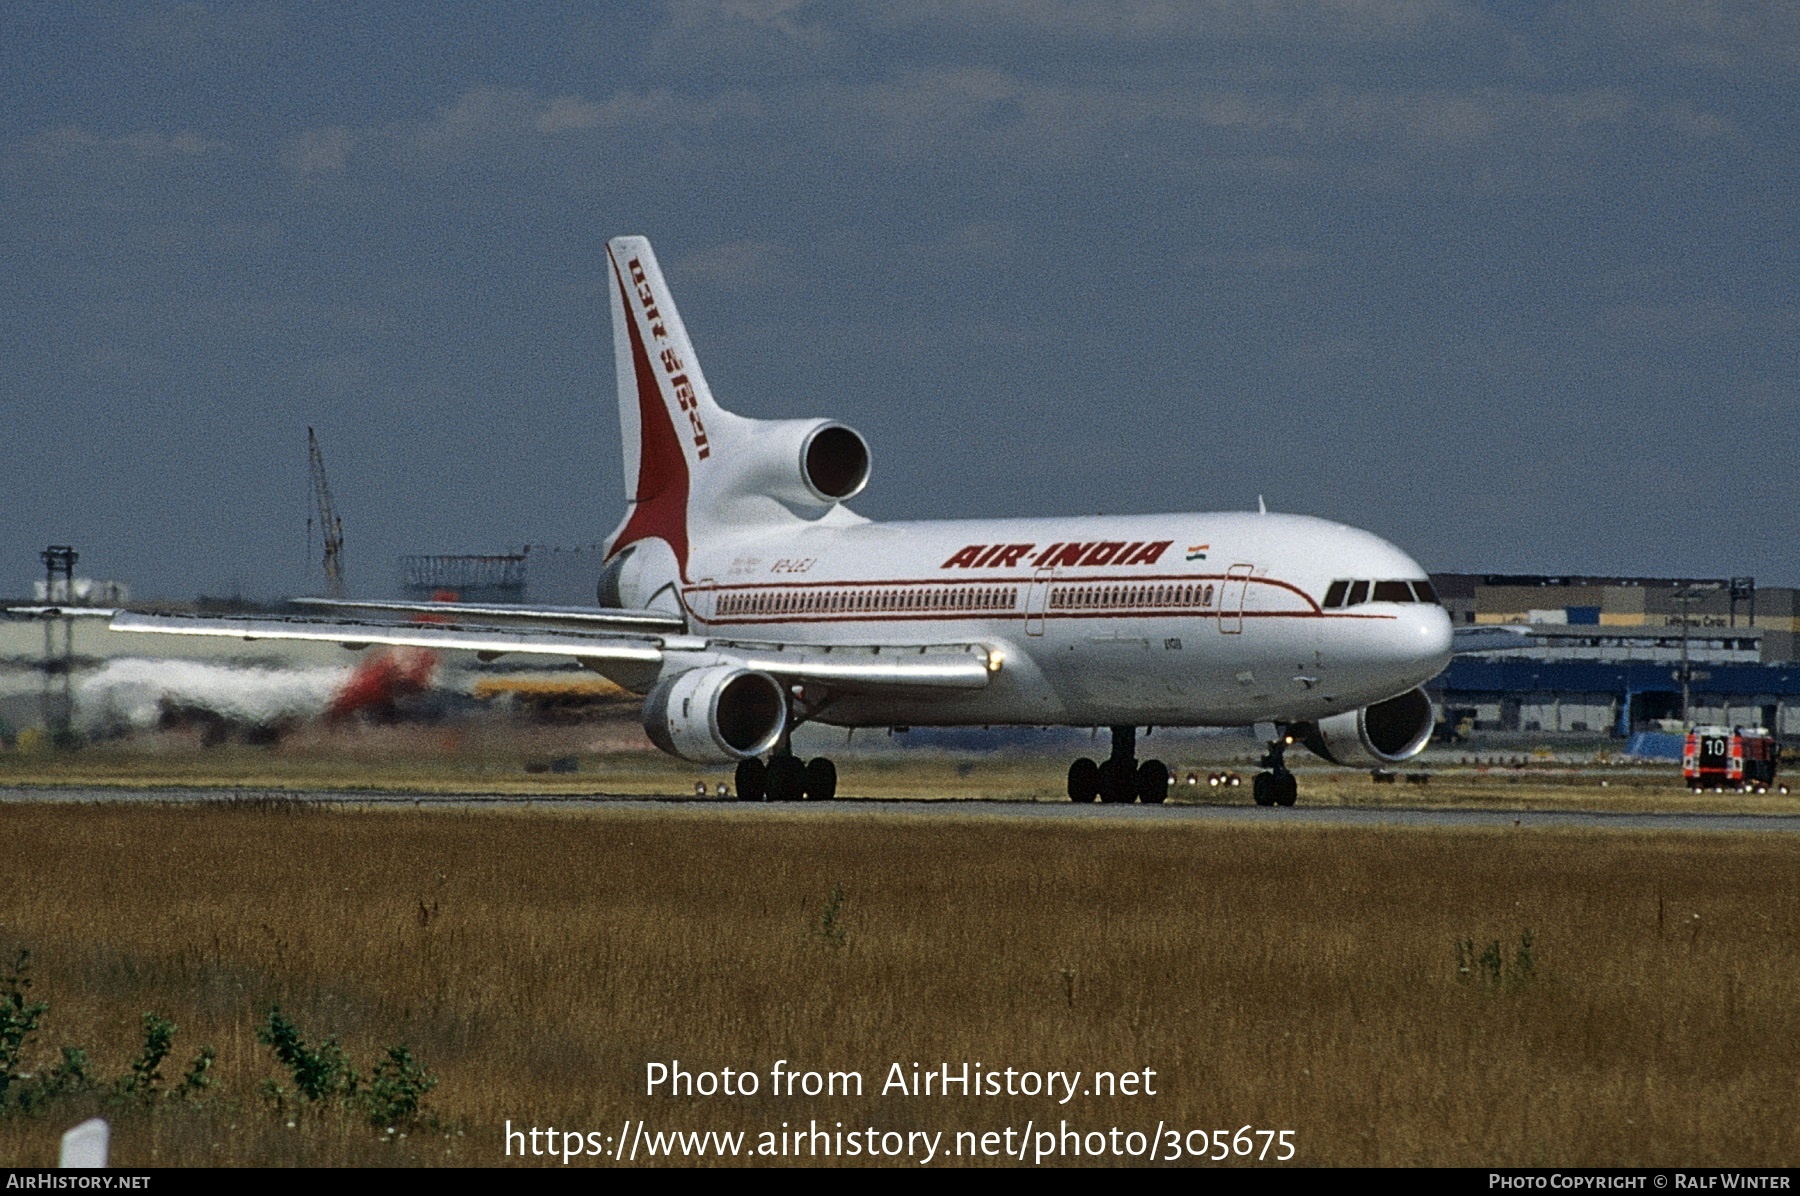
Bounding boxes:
[1373,581,1413,603]
[1346,580,1369,606]
[1323,580,1349,609]
[1411,581,1439,605]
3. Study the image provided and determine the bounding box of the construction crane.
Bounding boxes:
[306,427,346,599]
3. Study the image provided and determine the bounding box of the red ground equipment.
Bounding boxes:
[1683,726,1782,793]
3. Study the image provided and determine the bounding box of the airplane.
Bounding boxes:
[73,649,435,742]
[109,234,1455,805]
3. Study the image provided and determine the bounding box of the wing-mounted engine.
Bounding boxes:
[727,419,871,510]
[642,664,788,763]
[1297,687,1434,767]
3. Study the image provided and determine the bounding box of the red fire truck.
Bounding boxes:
[1684,726,1784,793]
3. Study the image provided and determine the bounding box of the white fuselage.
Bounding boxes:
[678,510,1453,729]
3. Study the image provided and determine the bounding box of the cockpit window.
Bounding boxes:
[1325,578,1439,608]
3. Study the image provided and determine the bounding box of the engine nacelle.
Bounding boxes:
[642,665,787,763]
[596,539,685,615]
[1298,687,1435,767]
[728,418,871,510]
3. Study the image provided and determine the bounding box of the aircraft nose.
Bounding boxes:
[1357,602,1454,681]
[1412,604,1454,673]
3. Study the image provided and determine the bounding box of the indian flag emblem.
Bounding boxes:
[1186,544,1208,561]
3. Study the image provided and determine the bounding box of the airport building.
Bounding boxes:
[1428,575,1800,737]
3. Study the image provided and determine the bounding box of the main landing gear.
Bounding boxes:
[1252,732,1298,807]
[732,694,839,802]
[734,753,838,802]
[1068,726,1169,804]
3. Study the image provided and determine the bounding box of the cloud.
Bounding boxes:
[127,2,288,60]
[669,240,796,292]
[283,127,353,177]
[1572,0,1800,74]
[278,86,741,177]
[1596,301,1800,344]
[6,123,234,208]
[646,0,845,80]
[535,96,606,134]
[25,124,230,163]
[880,0,1485,44]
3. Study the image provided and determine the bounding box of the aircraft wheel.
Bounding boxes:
[765,755,806,802]
[1252,772,1276,807]
[1068,757,1100,803]
[804,757,838,801]
[1274,772,1298,807]
[1136,759,1170,804]
[1099,758,1136,803]
[734,757,767,802]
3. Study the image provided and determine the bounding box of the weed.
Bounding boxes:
[46,1047,95,1095]
[818,883,847,947]
[178,1047,217,1100]
[0,951,48,1107]
[117,1013,176,1099]
[256,1008,438,1129]
[257,1007,359,1104]
[364,1045,438,1128]
[1478,939,1504,984]
[1457,930,1538,990]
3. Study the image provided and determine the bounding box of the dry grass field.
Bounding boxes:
[0,800,1796,1167]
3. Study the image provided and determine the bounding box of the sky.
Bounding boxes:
[2,1,1796,600]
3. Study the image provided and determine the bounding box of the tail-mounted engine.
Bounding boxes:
[732,419,871,510]
[596,539,684,615]
[642,665,788,763]
[1297,687,1434,767]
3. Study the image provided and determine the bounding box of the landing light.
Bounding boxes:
[986,648,1005,674]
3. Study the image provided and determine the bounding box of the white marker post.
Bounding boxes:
[58,1118,109,1168]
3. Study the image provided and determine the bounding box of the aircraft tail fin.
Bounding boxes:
[604,236,730,570]
[603,236,869,591]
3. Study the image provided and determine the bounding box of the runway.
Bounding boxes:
[6,785,1800,833]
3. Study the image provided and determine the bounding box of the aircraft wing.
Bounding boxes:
[106,611,995,691]
[108,610,668,664]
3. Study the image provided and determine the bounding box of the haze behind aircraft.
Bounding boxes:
[113,235,1455,805]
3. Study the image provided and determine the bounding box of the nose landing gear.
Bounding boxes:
[1068,726,1170,804]
[1252,731,1299,807]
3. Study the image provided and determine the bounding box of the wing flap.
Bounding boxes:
[292,597,687,633]
[697,640,996,690]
